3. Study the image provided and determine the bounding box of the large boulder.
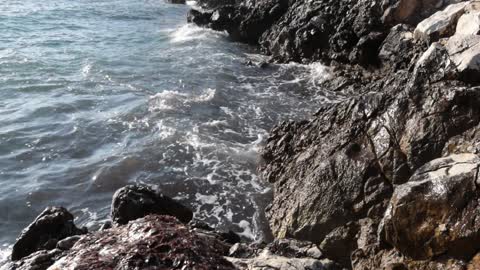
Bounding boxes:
[455,11,480,35]
[444,34,480,82]
[381,154,480,260]
[11,207,86,261]
[260,35,480,265]
[413,1,468,41]
[111,184,193,225]
[48,215,235,270]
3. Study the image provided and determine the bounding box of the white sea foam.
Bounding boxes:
[186,0,198,7]
[0,246,12,270]
[238,220,255,239]
[170,24,227,43]
[195,193,218,204]
[156,120,177,140]
[148,88,216,112]
[308,62,331,85]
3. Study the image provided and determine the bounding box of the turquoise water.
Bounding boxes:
[0,0,332,261]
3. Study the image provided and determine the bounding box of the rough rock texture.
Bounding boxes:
[381,154,480,260]
[260,58,480,267]
[9,188,246,270]
[187,0,476,66]
[413,1,468,41]
[226,239,340,270]
[11,207,86,261]
[455,11,480,35]
[189,0,387,65]
[378,24,416,70]
[444,34,480,82]
[227,250,337,270]
[381,0,465,25]
[111,184,193,225]
[47,215,235,270]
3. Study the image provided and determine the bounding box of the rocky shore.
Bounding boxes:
[7,0,480,269]
[186,0,480,269]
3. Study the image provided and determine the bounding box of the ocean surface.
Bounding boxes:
[0,0,333,263]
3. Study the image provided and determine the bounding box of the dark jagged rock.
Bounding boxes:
[189,0,388,65]
[320,222,359,267]
[187,9,213,27]
[378,24,417,70]
[11,207,86,261]
[111,184,193,225]
[48,215,235,270]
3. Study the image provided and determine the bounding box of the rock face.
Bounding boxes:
[382,154,480,260]
[48,215,235,270]
[11,207,86,261]
[184,0,480,268]
[188,0,387,65]
[111,184,193,225]
[187,0,477,66]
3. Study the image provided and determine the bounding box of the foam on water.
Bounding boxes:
[0,246,11,269]
[170,24,227,43]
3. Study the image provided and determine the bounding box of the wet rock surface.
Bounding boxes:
[382,154,480,260]
[9,185,344,270]
[111,184,193,225]
[11,207,86,261]
[48,215,235,270]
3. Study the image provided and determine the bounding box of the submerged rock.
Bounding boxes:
[11,207,86,261]
[111,184,193,225]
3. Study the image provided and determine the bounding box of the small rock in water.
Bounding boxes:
[111,184,193,225]
[11,206,87,261]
